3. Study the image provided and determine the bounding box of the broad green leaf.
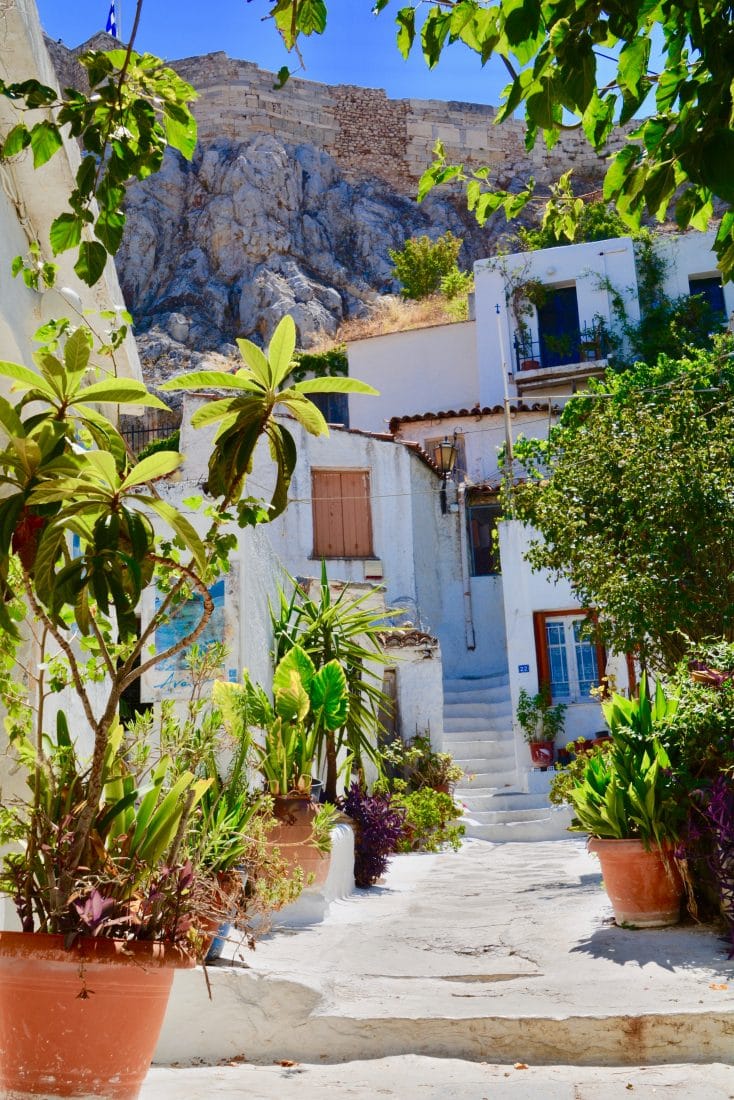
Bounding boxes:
[268,314,297,387]
[74,240,108,286]
[163,105,197,160]
[75,379,171,410]
[2,124,31,157]
[274,644,316,698]
[291,377,378,395]
[236,338,271,387]
[120,450,183,489]
[310,660,349,731]
[29,120,62,168]
[278,392,329,436]
[189,397,248,428]
[63,327,92,377]
[0,359,56,397]
[160,370,263,393]
[83,449,118,489]
[49,213,82,255]
[139,496,206,571]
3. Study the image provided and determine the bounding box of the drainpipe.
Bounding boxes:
[457,482,476,651]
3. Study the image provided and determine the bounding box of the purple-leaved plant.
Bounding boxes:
[341,783,406,888]
[706,775,734,952]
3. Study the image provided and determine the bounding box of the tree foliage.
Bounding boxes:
[271,0,734,278]
[389,230,464,299]
[1,46,197,286]
[509,340,734,672]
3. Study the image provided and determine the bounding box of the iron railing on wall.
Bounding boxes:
[513,324,609,372]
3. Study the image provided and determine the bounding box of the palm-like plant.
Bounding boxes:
[271,564,397,801]
[161,315,376,518]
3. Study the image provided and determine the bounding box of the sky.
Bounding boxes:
[34,0,511,106]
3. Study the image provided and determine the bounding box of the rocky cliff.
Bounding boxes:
[46,37,609,372]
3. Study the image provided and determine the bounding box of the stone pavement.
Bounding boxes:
[149,838,734,1094]
[141,1056,734,1098]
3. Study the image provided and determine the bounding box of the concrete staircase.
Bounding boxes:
[442,673,571,841]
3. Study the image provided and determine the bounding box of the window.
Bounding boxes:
[310,392,349,427]
[533,610,605,703]
[537,285,581,368]
[425,433,467,482]
[312,469,373,558]
[468,501,501,576]
[688,275,726,320]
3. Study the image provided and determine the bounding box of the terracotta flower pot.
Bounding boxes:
[588,838,683,928]
[0,931,193,1098]
[529,740,555,767]
[269,795,330,888]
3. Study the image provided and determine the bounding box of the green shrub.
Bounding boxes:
[391,786,465,852]
[389,231,464,300]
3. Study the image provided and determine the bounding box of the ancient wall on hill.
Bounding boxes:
[171,52,617,194]
[48,37,615,196]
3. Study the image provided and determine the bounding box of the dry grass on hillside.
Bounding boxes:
[307,294,468,352]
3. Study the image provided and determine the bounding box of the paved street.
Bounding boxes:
[147,839,734,1096]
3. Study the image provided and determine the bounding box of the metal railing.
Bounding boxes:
[121,424,179,454]
[514,324,609,373]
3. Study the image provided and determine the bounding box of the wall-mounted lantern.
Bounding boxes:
[433,434,457,514]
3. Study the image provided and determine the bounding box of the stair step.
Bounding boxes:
[443,702,513,719]
[441,726,513,744]
[445,738,515,758]
[443,716,512,734]
[463,806,573,842]
[458,769,518,789]
[458,790,549,812]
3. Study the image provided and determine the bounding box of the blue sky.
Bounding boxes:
[35,0,511,105]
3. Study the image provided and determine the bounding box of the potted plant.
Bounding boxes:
[566,675,686,928]
[216,645,349,888]
[516,688,566,767]
[0,311,374,1098]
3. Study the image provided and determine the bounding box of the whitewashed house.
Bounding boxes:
[337,228,730,838]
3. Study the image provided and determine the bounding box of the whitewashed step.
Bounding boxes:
[443,701,513,720]
[457,790,548,812]
[448,743,517,761]
[443,716,511,735]
[458,769,518,789]
[441,726,513,745]
[463,806,573,842]
[444,688,509,707]
[453,752,517,778]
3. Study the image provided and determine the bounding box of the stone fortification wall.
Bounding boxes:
[147,51,616,195]
[46,38,615,194]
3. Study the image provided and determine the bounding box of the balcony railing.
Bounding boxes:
[514,324,609,373]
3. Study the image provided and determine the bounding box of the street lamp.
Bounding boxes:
[433,434,457,514]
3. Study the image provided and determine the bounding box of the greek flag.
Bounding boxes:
[106,2,118,38]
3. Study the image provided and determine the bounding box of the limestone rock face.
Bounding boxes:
[116,134,489,360]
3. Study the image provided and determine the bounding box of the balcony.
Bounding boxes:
[513,324,609,393]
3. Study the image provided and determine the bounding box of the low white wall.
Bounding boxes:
[347,322,478,432]
[270,822,355,928]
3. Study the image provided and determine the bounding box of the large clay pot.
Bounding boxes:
[0,931,193,1098]
[529,740,554,767]
[269,795,330,888]
[588,838,683,928]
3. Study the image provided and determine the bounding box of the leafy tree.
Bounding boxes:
[272,0,734,279]
[508,339,734,673]
[513,173,630,251]
[389,231,464,299]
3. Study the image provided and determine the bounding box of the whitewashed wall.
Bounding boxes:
[656,229,734,314]
[393,407,556,486]
[347,322,478,432]
[474,237,639,408]
[0,0,141,384]
[498,519,630,771]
